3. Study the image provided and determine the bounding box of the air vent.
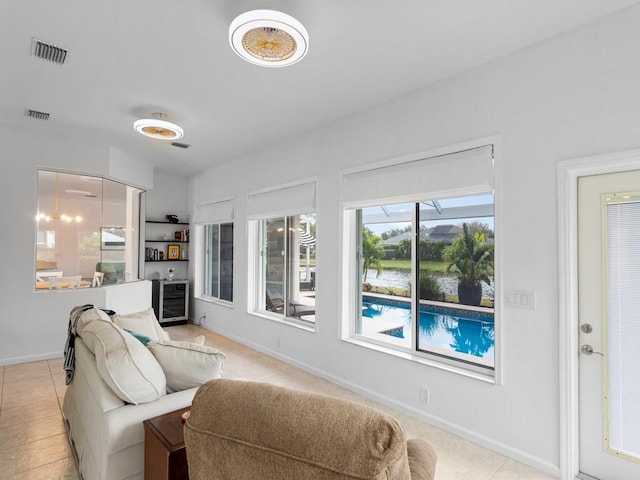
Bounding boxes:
[171,142,191,149]
[25,109,50,120]
[31,38,68,65]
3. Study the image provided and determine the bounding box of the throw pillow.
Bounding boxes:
[78,320,166,404]
[112,308,170,342]
[147,340,225,393]
[124,328,153,346]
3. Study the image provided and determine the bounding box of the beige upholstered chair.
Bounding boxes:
[184,379,437,480]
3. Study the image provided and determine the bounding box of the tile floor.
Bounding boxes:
[0,324,555,479]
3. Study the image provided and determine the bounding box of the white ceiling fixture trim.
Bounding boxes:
[229,9,309,68]
[133,115,184,140]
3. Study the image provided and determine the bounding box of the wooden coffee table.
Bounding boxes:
[143,406,190,480]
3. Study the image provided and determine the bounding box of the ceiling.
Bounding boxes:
[1,0,638,177]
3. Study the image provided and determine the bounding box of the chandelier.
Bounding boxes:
[36,172,82,223]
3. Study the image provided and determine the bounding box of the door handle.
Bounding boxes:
[581,344,604,357]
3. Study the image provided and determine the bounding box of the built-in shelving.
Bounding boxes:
[144,220,189,262]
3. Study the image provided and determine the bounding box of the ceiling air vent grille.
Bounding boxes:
[171,142,191,149]
[25,109,50,120]
[31,38,68,65]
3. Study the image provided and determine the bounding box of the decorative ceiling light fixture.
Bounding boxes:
[133,113,184,140]
[36,172,82,223]
[229,9,309,67]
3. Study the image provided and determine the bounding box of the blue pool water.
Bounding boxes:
[362,297,494,361]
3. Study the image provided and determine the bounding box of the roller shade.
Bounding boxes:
[341,145,494,206]
[247,181,316,219]
[193,199,234,224]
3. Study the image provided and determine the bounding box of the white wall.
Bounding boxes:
[143,172,190,280]
[0,126,175,365]
[190,6,640,476]
[145,172,189,222]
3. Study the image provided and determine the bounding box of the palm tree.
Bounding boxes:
[362,228,384,282]
[444,223,493,306]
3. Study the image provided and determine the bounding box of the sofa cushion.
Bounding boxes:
[112,308,169,342]
[147,340,225,393]
[75,307,112,337]
[77,319,166,404]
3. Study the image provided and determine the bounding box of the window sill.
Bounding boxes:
[195,296,234,309]
[250,311,317,333]
[342,336,496,384]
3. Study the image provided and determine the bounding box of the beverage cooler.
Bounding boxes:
[152,279,189,325]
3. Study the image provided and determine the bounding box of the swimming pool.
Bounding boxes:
[362,296,494,361]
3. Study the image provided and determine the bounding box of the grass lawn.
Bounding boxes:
[380,259,448,273]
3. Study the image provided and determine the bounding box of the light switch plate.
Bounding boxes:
[504,289,536,310]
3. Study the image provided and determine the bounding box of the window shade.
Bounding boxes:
[341,145,494,206]
[606,199,640,459]
[247,181,316,219]
[193,199,234,224]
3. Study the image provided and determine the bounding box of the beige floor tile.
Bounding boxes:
[489,458,555,480]
[0,433,72,477]
[47,358,64,375]
[1,380,57,409]
[4,361,51,384]
[0,414,65,450]
[3,375,54,393]
[0,399,62,427]
[51,373,68,398]
[7,456,79,480]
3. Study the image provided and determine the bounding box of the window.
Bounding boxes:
[193,199,234,303]
[257,214,316,324]
[35,170,142,289]
[342,144,496,374]
[248,181,317,328]
[202,223,234,301]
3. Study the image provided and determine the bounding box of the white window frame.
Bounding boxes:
[339,138,502,383]
[193,198,234,306]
[247,180,318,332]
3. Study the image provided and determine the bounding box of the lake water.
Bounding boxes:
[364,268,493,298]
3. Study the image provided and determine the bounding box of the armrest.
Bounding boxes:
[103,387,198,453]
[407,438,437,480]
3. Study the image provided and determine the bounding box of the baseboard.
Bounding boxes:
[0,350,63,366]
[209,325,561,479]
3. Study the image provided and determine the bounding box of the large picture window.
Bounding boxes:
[356,196,494,369]
[342,144,496,375]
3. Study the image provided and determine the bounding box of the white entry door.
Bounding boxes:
[578,170,640,480]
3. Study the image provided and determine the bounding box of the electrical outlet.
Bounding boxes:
[419,386,429,405]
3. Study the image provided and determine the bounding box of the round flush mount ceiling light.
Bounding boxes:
[229,9,309,67]
[134,113,184,140]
